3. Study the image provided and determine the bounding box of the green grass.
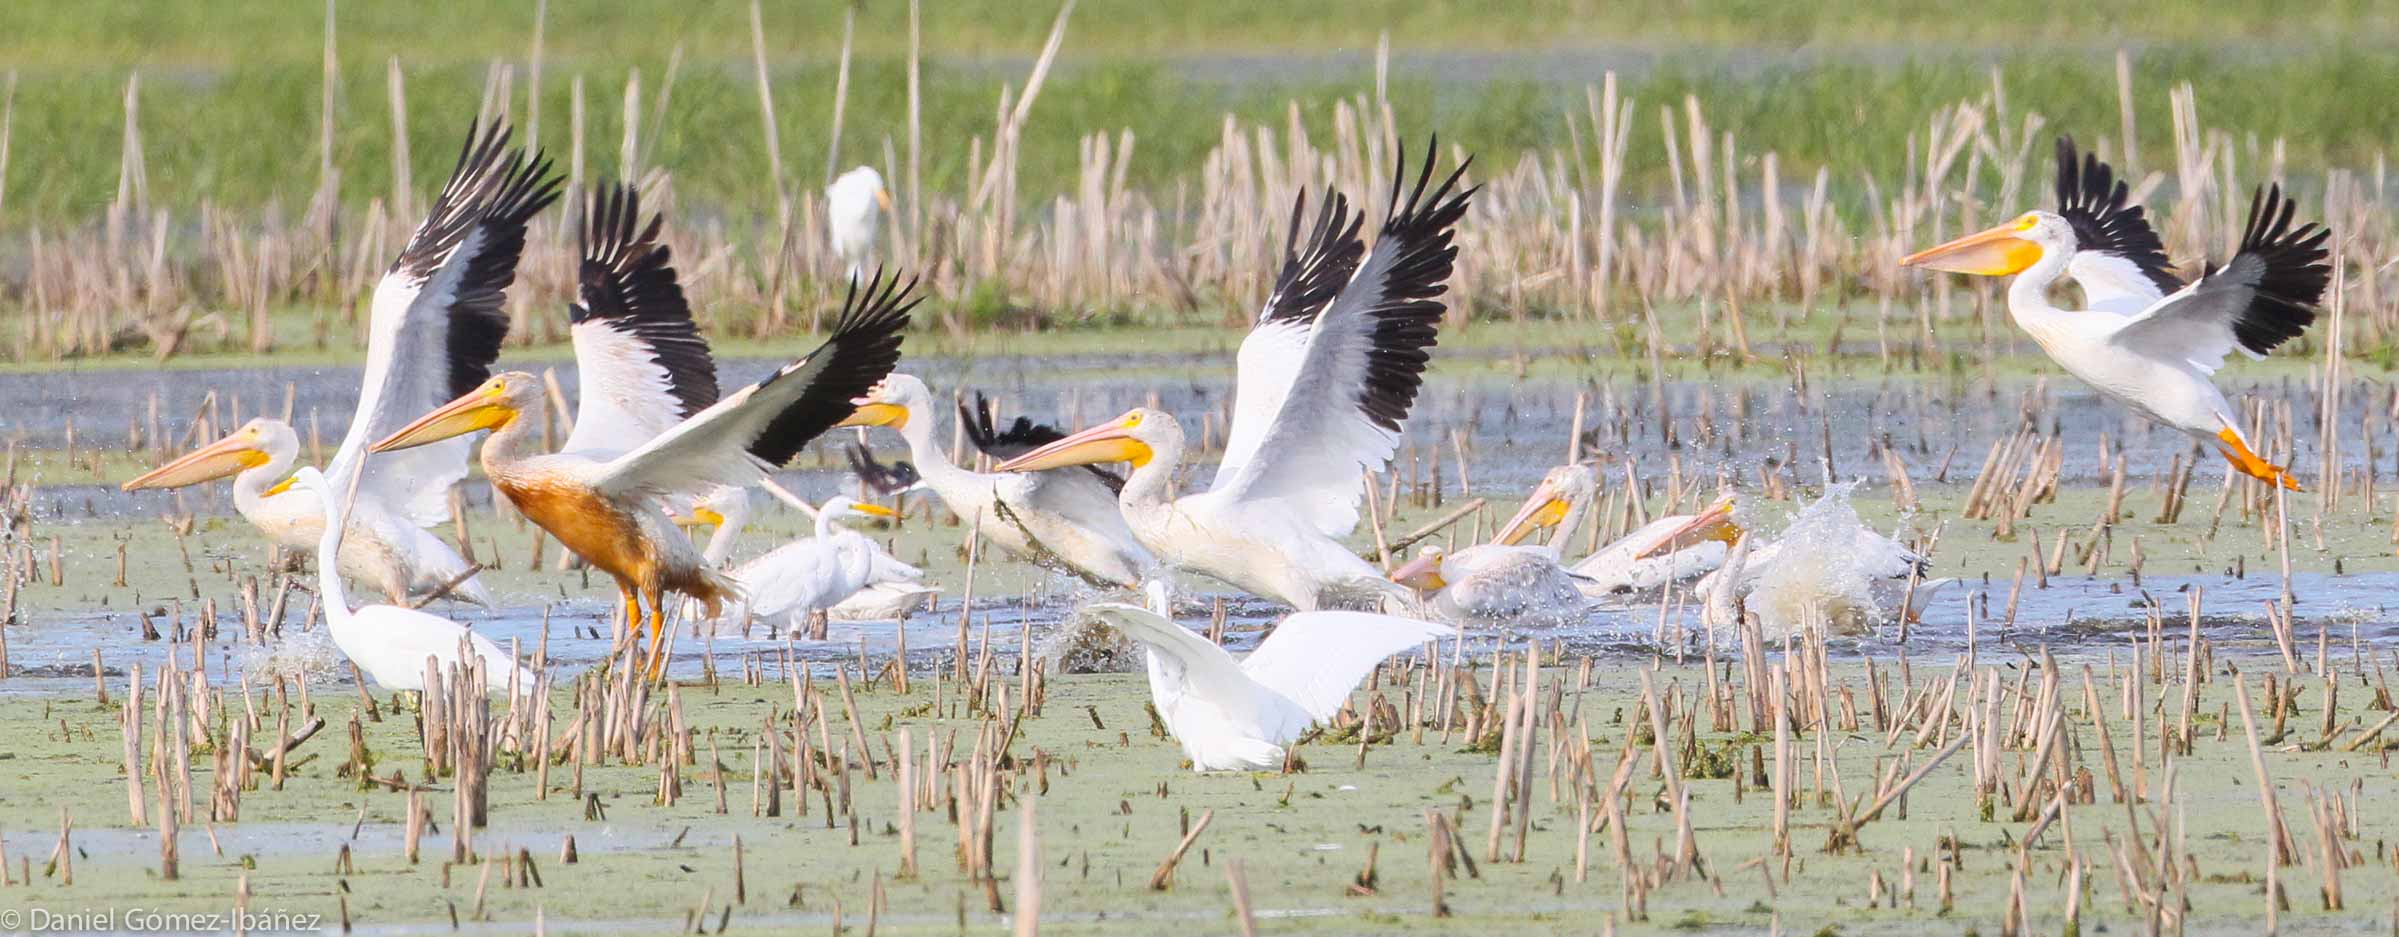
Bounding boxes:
[3,4,2399,224]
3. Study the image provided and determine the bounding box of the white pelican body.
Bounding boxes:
[1394,544,1589,627]
[840,375,1152,588]
[374,185,919,676]
[827,166,893,280]
[1902,138,2330,489]
[1082,585,1455,771]
[123,122,557,606]
[999,145,1475,611]
[292,467,531,695]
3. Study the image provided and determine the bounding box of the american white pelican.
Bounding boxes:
[373,186,918,675]
[1079,583,1456,771]
[837,375,1153,588]
[122,122,558,606]
[827,166,893,281]
[1689,486,1951,636]
[996,143,1476,611]
[680,480,935,628]
[1387,465,1598,625]
[1901,137,2331,489]
[1389,543,1589,627]
[290,466,532,696]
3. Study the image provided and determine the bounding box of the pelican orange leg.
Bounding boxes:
[2215,428,2303,491]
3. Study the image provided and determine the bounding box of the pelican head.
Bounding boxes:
[992,408,1168,472]
[124,418,297,491]
[1636,491,1744,559]
[835,373,932,430]
[372,371,538,452]
[1900,211,2073,277]
[1389,546,1449,592]
[671,487,754,531]
[1494,463,1600,546]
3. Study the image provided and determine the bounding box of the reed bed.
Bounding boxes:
[6,36,2399,369]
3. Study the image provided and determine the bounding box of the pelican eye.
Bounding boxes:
[2015,215,2039,232]
[1123,413,1142,428]
[487,379,508,397]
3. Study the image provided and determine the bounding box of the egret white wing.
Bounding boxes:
[1212,144,1475,538]
[562,183,720,457]
[334,122,558,528]
[2104,185,2330,374]
[1239,611,1455,723]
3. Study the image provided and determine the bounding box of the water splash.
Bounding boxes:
[235,627,344,685]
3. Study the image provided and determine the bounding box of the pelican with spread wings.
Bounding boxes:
[997,142,1474,610]
[122,121,558,605]
[1902,137,2331,489]
[373,183,917,675]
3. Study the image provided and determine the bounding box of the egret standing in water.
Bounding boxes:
[290,466,533,697]
[827,166,893,281]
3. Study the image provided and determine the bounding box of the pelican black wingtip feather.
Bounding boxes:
[2220,183,2332,357]
[443,141,563,399]
[1259,189,1366,326]
[2053,135,2180,296]
[1348,137,1476,434]
[573,182,720,417]
[957,390,1127,492]
[742,269,919,468]
[846,443,922,496]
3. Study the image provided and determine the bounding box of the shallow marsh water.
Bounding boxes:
[2,356,2396,932]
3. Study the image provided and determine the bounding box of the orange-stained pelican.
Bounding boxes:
[373,184,918,676]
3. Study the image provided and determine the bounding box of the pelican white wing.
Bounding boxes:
[2104,185,2331,375]
[1214,191,1365,486]
[597,274,916,501]
[563,184,721,457]
[1210,147,1475,538]
[334,122,559,527]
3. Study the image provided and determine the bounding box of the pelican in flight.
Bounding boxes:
[838,376,1153,588]
[373,185,917,676]
[121,122,557,605]
[827,166,893,281]
[1902,137,2331,489]
[1080,583,1456,771]
[291,466,533,696]
[997,143,1475,610]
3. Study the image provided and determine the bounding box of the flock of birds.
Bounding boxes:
[115,122,2333,770]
